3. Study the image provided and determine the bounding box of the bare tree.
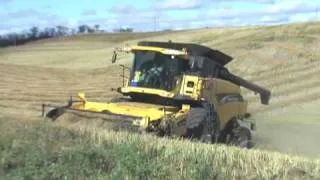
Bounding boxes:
[56,26,69,36]
[78,25,87,33]
[94,24,100,32]
[71,28,77,35]
[29,26,39,39]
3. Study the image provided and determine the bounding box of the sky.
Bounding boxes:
[0,0,320,34]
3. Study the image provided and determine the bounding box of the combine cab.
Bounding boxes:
[43,41,271,148]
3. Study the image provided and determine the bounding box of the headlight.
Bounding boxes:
[133,118,141,125]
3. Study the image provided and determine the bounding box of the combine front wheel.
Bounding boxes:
[185,105,218,144]
[186,107,207,141]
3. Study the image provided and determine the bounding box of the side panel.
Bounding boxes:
[217,101,247,130]
[201,78,248,130]
[202,78,241,102]
[214,79,241,94]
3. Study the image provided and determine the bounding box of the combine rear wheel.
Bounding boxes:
[230,126,253,148]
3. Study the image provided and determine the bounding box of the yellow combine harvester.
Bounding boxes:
[42,41,271,148]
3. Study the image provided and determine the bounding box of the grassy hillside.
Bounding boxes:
[1,116,319,180]
[1,21,320,179]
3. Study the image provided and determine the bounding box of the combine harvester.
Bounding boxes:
[42,41,271,148]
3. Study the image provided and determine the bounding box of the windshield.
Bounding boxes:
[129,50,190,91]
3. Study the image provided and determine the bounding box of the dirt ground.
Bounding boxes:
[252,102,320,158]
[254,119,320,158]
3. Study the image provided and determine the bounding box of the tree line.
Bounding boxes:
[0,24,134,48]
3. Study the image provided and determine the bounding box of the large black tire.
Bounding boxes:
[185,105,219,143]
[186,107,207,140]
[230,126,253,148]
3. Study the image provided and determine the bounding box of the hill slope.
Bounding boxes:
[0,22,320,179]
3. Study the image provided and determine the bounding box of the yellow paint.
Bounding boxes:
[121,86,175,98]
[179,75,203,100]
[71,100,179,122]
[68,91,194,131]
[130,45,188,56]
[67,43,249,135]
[78,92,87,102]
[174,104,190,121]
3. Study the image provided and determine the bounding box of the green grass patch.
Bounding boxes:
[0,118,319,180]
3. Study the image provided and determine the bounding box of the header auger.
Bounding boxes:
[42,41,271,148]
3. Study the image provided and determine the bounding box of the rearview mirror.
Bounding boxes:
[112,51,117,63]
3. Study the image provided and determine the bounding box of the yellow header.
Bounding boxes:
[121,86,175,98]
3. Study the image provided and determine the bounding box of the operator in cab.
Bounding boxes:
[143,55,164,89]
